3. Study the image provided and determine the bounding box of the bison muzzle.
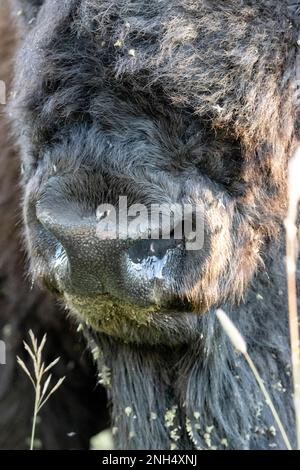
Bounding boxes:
[3,0,300,450]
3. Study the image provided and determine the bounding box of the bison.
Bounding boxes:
[1,0,300,450]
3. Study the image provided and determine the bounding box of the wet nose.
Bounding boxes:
[36,198,128,294]
[36,200,182,305]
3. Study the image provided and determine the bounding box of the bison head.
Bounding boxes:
[10,0,298,345]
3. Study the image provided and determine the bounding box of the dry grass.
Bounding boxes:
[17,330,66,450]
[284,147,300,450]
[216,309,292,450]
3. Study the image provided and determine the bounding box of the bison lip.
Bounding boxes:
[64,290,194,338]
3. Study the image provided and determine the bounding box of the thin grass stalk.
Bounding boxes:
[30,384,40,451]
[216,309,292,450]
[285,224,300,449]
[244,352,292,450]
[285,147,300,450]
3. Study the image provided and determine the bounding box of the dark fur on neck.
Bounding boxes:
[83,242,297,450]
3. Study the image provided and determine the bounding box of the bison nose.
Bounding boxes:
[36,202,110,295]
[35,200,182,305]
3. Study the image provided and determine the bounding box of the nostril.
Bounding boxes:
[127,238,181,264]
[122,236,184,306]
